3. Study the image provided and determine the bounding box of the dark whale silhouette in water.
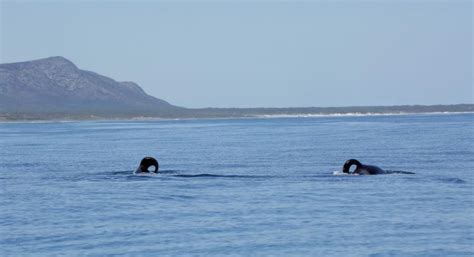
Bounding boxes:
[136,157,159,173]
[342,159,386,175]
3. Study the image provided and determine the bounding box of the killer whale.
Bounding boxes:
[342,159,386,175]
[136,157,159,173]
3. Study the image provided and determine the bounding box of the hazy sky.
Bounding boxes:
[1,0,472,108]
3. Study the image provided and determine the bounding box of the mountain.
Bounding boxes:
[0,56,184,119]
[0,56,472,121]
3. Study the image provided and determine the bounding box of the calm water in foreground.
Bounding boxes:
[1,114,473,256]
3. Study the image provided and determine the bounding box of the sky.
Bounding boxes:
[1,0,472,108]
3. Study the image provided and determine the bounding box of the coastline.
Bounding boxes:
[1,110,472,124]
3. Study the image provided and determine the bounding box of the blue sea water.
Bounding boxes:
[0,113,473,256]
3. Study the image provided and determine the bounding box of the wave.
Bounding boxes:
[132,171,271,179]
[332,170,415,175]
[431,176,467,184]
[254,111,474,119]
[385,170,416,175]
[173,174,266,178]
[94,170,471,186]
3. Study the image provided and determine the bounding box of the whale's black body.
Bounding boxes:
[342,159,385,175]
[136,157,159,173]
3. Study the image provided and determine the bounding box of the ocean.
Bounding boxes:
[1,113,473,256]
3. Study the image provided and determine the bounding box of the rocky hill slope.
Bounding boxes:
[0,56,183,119]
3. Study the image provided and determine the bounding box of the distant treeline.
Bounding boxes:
[189,104,474,118]
[0,104,472,121]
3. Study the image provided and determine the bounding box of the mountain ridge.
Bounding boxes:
[0,56,472,121]
[0,56,183,118]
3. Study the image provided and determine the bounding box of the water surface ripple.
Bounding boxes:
[1,114,473,256]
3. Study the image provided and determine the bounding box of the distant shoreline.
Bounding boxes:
[1,107,472,123]
[252,111,474,118]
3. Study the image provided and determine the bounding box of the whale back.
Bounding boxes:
[358,164,385,175]
[137,157,159,173]
[343,159,362,174]
[343,159,385,175]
